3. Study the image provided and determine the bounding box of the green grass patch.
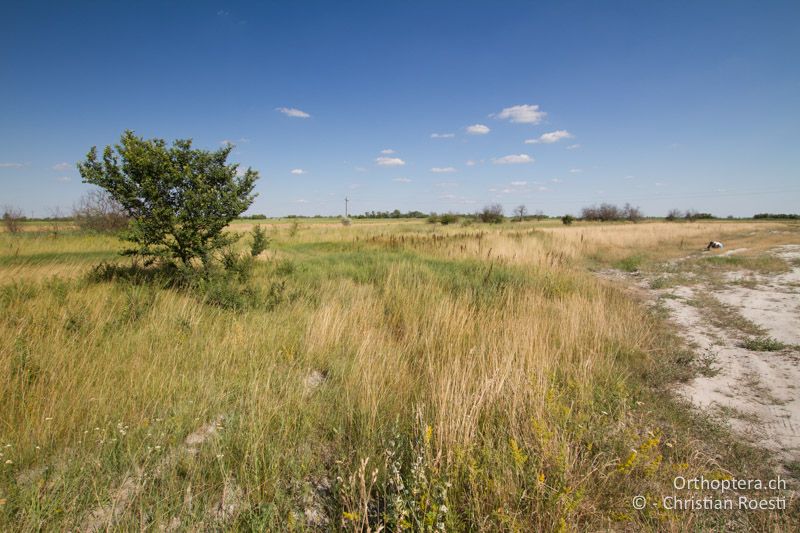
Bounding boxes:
[614,254,644,272]
[740,336,787,352]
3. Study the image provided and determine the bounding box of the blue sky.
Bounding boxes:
[2,0,798,217]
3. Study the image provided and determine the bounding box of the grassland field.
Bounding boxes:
[1,218,798,530]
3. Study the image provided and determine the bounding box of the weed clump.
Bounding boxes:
[741,336,786,352]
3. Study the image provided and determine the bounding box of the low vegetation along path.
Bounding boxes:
[603,244,800,477]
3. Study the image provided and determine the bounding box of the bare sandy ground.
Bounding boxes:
[601,245,800,472]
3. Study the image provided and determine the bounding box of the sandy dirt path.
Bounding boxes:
[600,244,800,474]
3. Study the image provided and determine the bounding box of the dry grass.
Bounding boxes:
[0,219,797,530]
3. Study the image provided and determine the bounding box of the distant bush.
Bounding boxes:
[513,205,528,222]
[426,213,439,224]
[478,204,504,224]
[665,208,683,221]
[439,213,459,225]
[73,190,129,232]
[341,217,352,226]
[561,214,575,225]
[684,210,714,221]
[2,205,26,233]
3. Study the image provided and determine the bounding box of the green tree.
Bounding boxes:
[78,131,258,266]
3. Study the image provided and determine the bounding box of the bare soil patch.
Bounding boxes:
[598,245,800,475]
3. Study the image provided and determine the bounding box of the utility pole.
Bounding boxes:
[345,197,349,217]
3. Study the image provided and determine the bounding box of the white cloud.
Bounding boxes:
[220,138,249,146]
[550,178,563,183]
[566,143,581,150]
[569,168,582,174]
[430,133,455,139]
[276,107,310,118]
[380,148,396,154]
[393,177,412,183]
[466,124,490,135]
[375,156,405,166]
[296,198,309,203]
[510,180,527,186]
[430,166,456,173]
[624,175,635,180]
[52,162,71,171]
[524,130,573,144]
[56,176,71,182]
[493,154,534,165]
[290,168,306,175]
[465,159,477,166]
[494,104,546,124]
[0,162,24,168]
[355,166,367,172]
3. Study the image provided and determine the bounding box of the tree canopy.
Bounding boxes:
[78,130,258,265]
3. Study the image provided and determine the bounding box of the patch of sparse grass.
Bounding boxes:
[741,336,787,352]
[687,292,766,337]
[702,254,790,274]
[713,404,763,425]
[695,348,721,378]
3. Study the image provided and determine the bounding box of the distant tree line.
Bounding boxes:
[753,213,800,220]
[355,209,428,219]
[665,209,715,221]
[580,203,643,222]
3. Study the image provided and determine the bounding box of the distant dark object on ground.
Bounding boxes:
[706,241,724,251]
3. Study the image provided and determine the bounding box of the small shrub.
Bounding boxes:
[439,213,459,225]
[250,225,269,256]
[73,190,129,232]
[561,214,574,225]
[741,336,786,352]
[426,213,439,224]
[2,206,26,233]
[666,208,683,221]
[219,244,253,282]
